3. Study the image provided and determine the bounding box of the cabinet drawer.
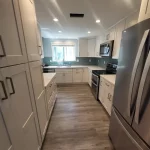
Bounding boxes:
[73,68,83,73]
[55,69,72,73]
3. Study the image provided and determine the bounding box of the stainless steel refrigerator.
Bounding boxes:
[109,18,150,150]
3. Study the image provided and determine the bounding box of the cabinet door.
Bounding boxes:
[88,38,96,57]
[82,68,89,82]
[125,12,139,29]
[88,69,92,86]
[79,39,88,57]
[65,73,73,83]
[0,64,39,150]
[0,110,13,150]
[18,0,41,61]
[108,27,116,40]
[145,0,150,20]
[36,23,44,58]
[99,78,105,103]
[73,69,83,82]
[56,73,65,83]
[29,61,48,139]
[138,0,150,22]
[113,20,125,59]
[0,0,27,67]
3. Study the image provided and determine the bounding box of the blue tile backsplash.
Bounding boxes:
[43,57,118,68]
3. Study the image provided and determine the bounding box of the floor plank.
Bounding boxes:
[42,84,113,150]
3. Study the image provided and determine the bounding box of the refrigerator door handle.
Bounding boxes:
[134,50,150,124]
[127,29,150,117]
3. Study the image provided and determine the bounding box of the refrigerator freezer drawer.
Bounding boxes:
[109,107,149,150]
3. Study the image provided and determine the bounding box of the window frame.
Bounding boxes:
[52,45,76,62]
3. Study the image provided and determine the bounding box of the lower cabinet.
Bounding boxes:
[29,61,48,140]
[55,68,91,84]
[0,64,39,150]
[55,69,73,83]
[45,76,57,118]
[73,69,83,82]
[88,69,92,87]
[99,77,115,115]
[82,68,89,82]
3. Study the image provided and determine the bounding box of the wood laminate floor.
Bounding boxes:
[42,84,113,150]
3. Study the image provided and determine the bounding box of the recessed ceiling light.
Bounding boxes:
[88,31,91,34]
[53,18,58,22]
[96,19,100,23]
[58,31,62,33]
[124,30,126,33]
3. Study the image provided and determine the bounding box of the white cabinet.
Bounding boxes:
[82,68,89,82]
[0,111,13,150]
[88,38,96,57]
[99,77,115,115]
[44,76,57,118]
[138,0,150,22]
[107,27,116,41]
[0,0,27,67]
[78,39,88,57]
[88,69,92,87]
[73,69,83,82]
[55,69,73,83]
[29,61,48,140]
[18,0,41,61]
[0,64,39,150]
[125,12,139,29]
[36,23,44,58]
[113,20,125,59]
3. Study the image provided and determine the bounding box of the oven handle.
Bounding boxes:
[92,81,98,87]
[92,73,99,78]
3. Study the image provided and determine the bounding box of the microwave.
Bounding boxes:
[99,40,114,57]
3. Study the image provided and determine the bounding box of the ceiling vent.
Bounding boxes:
[70,13,84,18]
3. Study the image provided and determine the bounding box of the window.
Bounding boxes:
[52,45,76,61]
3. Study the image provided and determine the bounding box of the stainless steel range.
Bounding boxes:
[91,63,117,100]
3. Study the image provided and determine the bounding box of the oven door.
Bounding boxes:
[91,81,99,99]
[92,73,99,85]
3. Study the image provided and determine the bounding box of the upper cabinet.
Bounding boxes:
[36,23,44,58]
[18,0,41,62]
[138,0,150,22]
[88,38,96,57]
[113,20,125,59]
[107,27,116,41]
[78,39,88,57]
[0,0,27,68]
[125,12,139,29]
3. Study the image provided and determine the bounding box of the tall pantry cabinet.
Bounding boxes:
[0,0,47,150]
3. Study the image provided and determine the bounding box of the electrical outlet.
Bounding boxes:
[76,59,79,62]
[89,59,91,62]
[98,60,99,63]
[104,61,106,64]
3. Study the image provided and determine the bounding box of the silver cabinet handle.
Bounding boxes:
[128,29,150,117]
[0,35,6,57]
[6,77,15,95]
[134,50,150,124]
[0,81,8,100]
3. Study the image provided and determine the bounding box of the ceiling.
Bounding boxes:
[34,0,141,39]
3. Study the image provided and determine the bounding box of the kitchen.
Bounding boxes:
[0,0,150,150]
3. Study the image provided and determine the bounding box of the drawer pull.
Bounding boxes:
[105,83,110,86]
[0,81,8,100]
[6,77,15,95]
